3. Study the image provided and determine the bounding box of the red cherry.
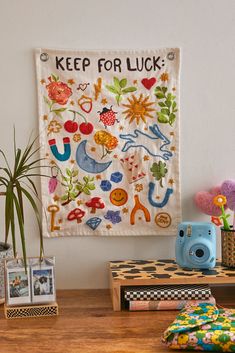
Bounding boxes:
[64,120,78,133]
[79,122,94,135]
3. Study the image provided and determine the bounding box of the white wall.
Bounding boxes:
[0,0,234,288]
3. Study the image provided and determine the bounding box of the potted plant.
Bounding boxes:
[195,181,235,267]
[0,131,45,301]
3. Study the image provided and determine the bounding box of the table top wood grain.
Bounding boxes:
[0,287,234,353]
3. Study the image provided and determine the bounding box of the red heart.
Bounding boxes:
[141,78,156,90]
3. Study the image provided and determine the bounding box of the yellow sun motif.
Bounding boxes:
[122,94,155,124]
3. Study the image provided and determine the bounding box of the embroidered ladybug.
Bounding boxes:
[98,106,119,128]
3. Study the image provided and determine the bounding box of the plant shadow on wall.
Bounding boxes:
[0,129,46,270]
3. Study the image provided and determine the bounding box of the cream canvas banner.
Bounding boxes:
[36,48,181,237]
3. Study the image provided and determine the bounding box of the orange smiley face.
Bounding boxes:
[110,188,128,206]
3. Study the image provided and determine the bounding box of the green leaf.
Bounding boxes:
[157,113,168,123]
[122,87,137,94]
[105,85,119,94]
[43,96,51,106]
[119,78,127,88]
[75,183,83,191]
[165,100,172,108]
[87,183,95,190]
[54,111,62,118]
[172,101,177,109]
[169,113,176,126]
[155,86,162,92]
[83,176,89,183]
[161,108,170,115]
[113,77,120,90]
[162,87,168,94]
[21,187,44,260]
[61,194,68,201]
[158,102,166,107]
[51,73,59,82]
[70,192,77,200]
[72,169,78,177]
[12,193,27,271]
[5,183,13,244]
[66,168,72,177]
[116,95,122,105]
[15,180,24,223]
[52,108,67,113]
[155,92,165,99]
[83,187,91,195]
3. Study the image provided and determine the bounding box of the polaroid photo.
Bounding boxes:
[7,267,31,306]
[31,265,55,304]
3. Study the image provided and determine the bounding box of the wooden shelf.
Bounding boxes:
[109,259,235,311]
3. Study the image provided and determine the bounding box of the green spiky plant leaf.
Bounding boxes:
[0,129,46,271]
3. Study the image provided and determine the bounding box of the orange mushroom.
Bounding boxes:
[85,197,105,214]
[67,208,85,223]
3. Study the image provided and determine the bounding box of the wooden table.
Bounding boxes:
[0,288,234,353]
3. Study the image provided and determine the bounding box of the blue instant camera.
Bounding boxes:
[175,222,216,269]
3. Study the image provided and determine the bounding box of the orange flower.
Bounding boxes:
[213,195,227,207]
[211,216,222,227]
[160,73,169,82]
[46,80,72,105]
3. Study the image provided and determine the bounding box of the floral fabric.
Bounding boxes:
[163,303,235,352]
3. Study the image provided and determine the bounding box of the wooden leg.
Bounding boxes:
[112,283,121,311]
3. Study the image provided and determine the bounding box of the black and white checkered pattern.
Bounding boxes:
[124,284,211,301]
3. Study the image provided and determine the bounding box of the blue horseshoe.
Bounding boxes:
[148,182,173,208]
[49,137,71,162]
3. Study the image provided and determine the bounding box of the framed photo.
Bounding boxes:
[6,267,31,306]
[5,257,56,306]
[31,265,55,304]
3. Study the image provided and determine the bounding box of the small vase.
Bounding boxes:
[221,227,235,268]
[0,243,13,303]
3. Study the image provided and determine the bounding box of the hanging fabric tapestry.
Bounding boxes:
[36,48,181,237]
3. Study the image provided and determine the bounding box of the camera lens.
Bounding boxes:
[195,249,204,258]
[179,230,184,237]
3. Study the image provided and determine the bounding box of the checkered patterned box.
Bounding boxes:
[124,284,211,301]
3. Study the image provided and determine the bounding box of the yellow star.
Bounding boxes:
[58,219,63,224]
[45,153,49,158]
[68,79,75,85]
[144,127,148,131]
[168,178,174,186]
[172,87,176,91]
[119,126,124,131]
[143,155,149,161]
[53,195,60,202]
[77,200,83,206]
[50,160,56,165]
[91,147,96,152]
[96,175,101,180]
[156,195,161,200]
[43,115,48,121]
[70,100,75,106]
[101,98,108,105]
[133,80,138,85]
[70,159,75,164]
[138,216,142,220]
[170,132,175,136]
[122,207,129,214]
[40,79,46,84]
[106,224,112,230]
[170,146,176,152]
[160,73,169,82]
